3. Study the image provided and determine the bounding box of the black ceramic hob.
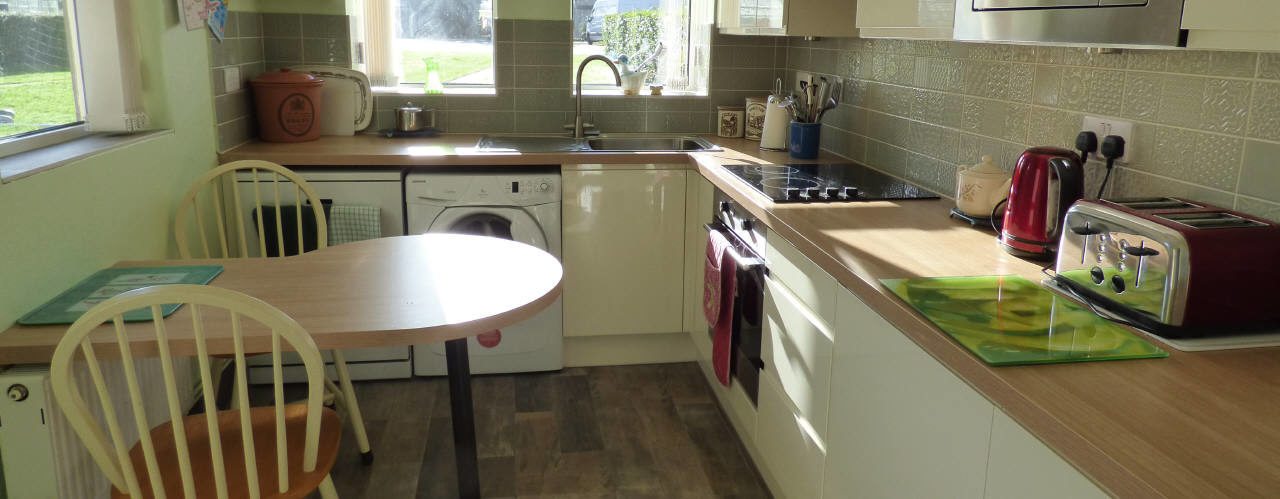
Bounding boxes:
[722,163,941,203]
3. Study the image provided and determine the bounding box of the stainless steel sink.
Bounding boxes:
[474,136,585,152]
[474,135,718,153]
[585,136,717,151]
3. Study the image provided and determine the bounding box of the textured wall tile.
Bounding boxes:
[968,43,1035,63]
[1167,51,1257,78]
[1109,169,1235,207]
[1260,53,1280,80]
[587,111,646,133]
[1056,67,1090,112]
[811,49,839,73]
[909,122,960,162]
[1201,79,1251,134]
[1125,50,1167,72]
[1083,69,1125,116]
[1032,65,1060,107]
[1237,197,1280,222]
[263,38,302,63]
[906,153,957,195]
[302,38,350,65]
[866,83,913,117]
[911,89,961,129]
[962,61,1032,102]
[711,68,776,91]
[959,133,1022,171]
[913,57,961,92]
[237,12,263,37]
[644,112,712,133]
[786,46,810,71]
[1248,81,1280,141]
[1240,140,1280,202]
[1122,72,1162,121]
[1026,108,1081,150]
[1156,75,1206,129]
[513,66,571,89]
[961,98,1028,143]
[261,14,301,37]
[512,89,573,111]
[870,53,915,86]
[836,50,863,81]
[867,141,908,175]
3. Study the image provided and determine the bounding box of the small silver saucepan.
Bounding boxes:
[395,102,435,132]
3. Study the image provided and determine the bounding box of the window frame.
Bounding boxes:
[0,0,89,159]
[572,0,709,96]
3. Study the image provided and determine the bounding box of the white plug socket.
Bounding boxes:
[1082,116,1133,163]
[794,71,813,93]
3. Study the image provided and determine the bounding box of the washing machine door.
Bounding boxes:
[425,206,548,250]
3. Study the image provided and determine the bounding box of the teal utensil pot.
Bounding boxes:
[789,122,821,159]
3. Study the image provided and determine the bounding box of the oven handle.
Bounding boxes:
[705,222,766,269]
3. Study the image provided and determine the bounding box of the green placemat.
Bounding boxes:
[18,265,225,325]
[882,275,1167,366]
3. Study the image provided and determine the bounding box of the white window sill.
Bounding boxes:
[371,85,706,98]
[0,130,171,183]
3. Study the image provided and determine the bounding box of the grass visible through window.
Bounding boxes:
[0,71,77,138]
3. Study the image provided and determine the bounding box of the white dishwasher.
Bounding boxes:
[234,168,410,381]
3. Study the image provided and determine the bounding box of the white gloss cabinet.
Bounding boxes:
[762,275,834,438]
[855,0,954,39]
[756,372,827,499]
[823,286,996,499]
[985,410,1107,499]
[717,0,859,37]
[562,167,687,337]
[1183,0,1280,50]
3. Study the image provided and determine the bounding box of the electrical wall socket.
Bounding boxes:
[1082,116,1133,163]
[794,71,813,93]
[223,66,242,93]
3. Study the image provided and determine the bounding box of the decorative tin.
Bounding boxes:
[717,106,745,138]
[745,96,767,140]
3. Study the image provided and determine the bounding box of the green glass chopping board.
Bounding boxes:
[882,275,1167,366]
[18,265,224,325]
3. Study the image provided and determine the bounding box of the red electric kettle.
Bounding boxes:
[997,147,1084,259]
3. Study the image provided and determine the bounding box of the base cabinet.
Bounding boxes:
[824,287,995,499]
[986,410,1107,499]
[562,167,687,337]
[756,372,826,499]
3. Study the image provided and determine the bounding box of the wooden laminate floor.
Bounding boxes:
[262,362,771,498]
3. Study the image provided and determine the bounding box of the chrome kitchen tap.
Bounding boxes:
[572,55,622,139]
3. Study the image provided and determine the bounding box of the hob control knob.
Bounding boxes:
[839,187,859,200]
[802,187,821,200]
[823,187,841,199]
[782,187,798,201]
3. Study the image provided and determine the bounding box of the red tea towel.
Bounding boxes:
[704,230,737,386]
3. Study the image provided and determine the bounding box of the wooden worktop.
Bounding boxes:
[42,134,1280,496]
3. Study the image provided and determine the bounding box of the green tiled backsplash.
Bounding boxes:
[784,38,1280,221]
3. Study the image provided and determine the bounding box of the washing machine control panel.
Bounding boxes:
[406,173,560,206]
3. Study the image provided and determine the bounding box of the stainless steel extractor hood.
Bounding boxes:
[953,0,1188,47]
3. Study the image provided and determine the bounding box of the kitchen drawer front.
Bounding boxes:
[762,274,834,438]
[756,371,826,499]
[765,233,837,327]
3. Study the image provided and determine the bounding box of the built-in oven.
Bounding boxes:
[705,190,767,405]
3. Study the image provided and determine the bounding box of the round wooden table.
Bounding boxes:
[0,234,565,499]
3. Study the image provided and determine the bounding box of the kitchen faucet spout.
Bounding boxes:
[573,55,623,139]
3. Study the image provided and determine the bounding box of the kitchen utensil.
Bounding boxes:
[395,102,435,132]
[955,155,1012,217]
[291,65,373,134]
[250,68,324,143]
[1052,197,1280,339]
[815,97,837,123]
[998,146,1084,259]
[883,275,1166,366]
[788,122,821,159]
[759,96,791,151]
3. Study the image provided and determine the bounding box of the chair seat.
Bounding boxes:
[112,405,341,499]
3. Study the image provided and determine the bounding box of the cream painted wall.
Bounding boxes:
[0,2,218,328]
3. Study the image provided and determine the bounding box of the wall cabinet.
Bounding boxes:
[717,0,859,37]
[562,167,687,337]
[1183,0,1280,51]
[855,0,954,39]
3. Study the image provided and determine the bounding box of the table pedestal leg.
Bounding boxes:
[446,338,480,499]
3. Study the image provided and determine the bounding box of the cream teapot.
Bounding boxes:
[955,155,1012,218]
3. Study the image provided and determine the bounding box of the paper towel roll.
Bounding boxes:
[759,96,790,151]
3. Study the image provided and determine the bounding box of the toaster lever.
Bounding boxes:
[1123,246,1160,257]
[1070,223,1101,235]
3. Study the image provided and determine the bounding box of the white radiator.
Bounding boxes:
[0,358,197,498]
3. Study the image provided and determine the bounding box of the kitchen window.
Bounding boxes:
[0,0,149,169]
[573,0,711,94]
[361,0,496,89]
[0,0,87,157]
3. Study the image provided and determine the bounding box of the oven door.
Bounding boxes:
[705,221,767,405]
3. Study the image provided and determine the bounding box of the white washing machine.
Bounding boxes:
[405,170,563,376]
